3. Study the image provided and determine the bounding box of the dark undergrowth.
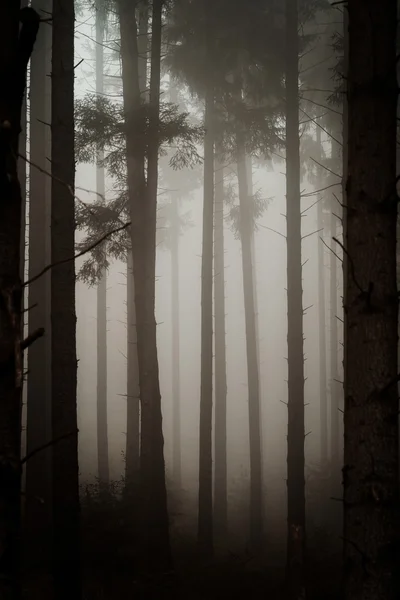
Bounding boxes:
[22,476,343,599]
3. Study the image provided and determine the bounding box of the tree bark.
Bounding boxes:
[95,0,109,487]
[119,0,172,572]
[343,2,399,599]
[316,126,328,467]
[198,83,214,555]
[0,4,39,598]
[213,157,227,539]
[51,0,81,596]
[236,137,263,550]
[125,4,146,490]
[285,0,306,596]
[25,0,52,565]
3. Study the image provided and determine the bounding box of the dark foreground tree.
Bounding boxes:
[344,2,399,599]
[285,0,306,596]
[0,5,39,598]
[51,0,81,596]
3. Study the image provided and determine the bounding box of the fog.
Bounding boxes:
[72,10,343,559]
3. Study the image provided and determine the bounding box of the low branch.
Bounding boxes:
[21,327,45,351]
[21,430,79,466]
[24,222,131,287]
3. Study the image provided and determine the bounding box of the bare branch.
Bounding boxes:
[21,430,79,466]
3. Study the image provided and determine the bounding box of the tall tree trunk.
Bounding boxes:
[213,157,227,539]
[198,83,215,554]
[236,137,263,549]
[329,202,339,480]
[344,2,398,599]
[95,0,109,486]
[125,4,147,489]
[170,196,181,488]
[285,0,306,596]
[25,0,52,564]
[51,0,81,597]
[316,127,328,467]
[119,0,171,572]
[169,78,182,489]
[0,5,39,598]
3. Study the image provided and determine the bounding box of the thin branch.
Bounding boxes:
[24,222,131,287]
[259,224,286,239]
[21,430,79,465]
[320,236,343,263]
[21,327,45,351]
[302,228,323,241]
[310,156,341,179]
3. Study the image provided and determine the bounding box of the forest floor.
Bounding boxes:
[23,480,343,599]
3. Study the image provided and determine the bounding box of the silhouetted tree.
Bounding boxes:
[51,0,81,595]
[344,2,399,599]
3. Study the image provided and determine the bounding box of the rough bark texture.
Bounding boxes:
[236,137,263,549]
[316,128,328,467]
[0,5,39,599]
[213,158,227,539]
[125,5,147,489]
[119,0,171,572]
[344,2,399,599]
[95,2,109,486]
[51,0,81,597]
[285,0,306,596]
[26,0,52,565]
[198,86,214,555]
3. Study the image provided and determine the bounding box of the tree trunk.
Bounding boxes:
[125,3,147,490]
[169,78,182,489]
[285,0,306,596]
[119,0,171,572]
[25,0,52,565]
[95,0,109,487]
[316,126,328,467]
[344,2,398,599]
[198,83,215,555]
[0,5,39,598]
[236,137,263,550]
[125,249,140,484]
[51,0,81,597]
[213,157,227,539]
[170,196,181,489]
[329,204,339,482]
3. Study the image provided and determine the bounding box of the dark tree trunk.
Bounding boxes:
[236,137,263,550]
[213,157,227,539]
[95,0,109,487]
[125,4,147,489]
[25,0,52,564]
[51,0,81,597]
[119,0,171,572]
[0,5,39,598]
[198,84,215,555]
[285,0,306,596]
[125,249,140,483]
[343,2,399,599]
[316,126,328,467]
[329,204,339,480]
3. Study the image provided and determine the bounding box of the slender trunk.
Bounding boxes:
[316,127,328,467]
[285,0,306,596]
[125,4,146,489]
[125,249,140,482]
[198,84,214,554]
[236,138,263,549]
[25,0,52,562]
[213,157,227,539]
[95,0,109,486]
[119,0,171,571]
[0,6,39,598]
[51,0,81,597]
[329,205,339,480]
[169,79,182,489]
[170,197,181,488]
[344,2,398,599]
